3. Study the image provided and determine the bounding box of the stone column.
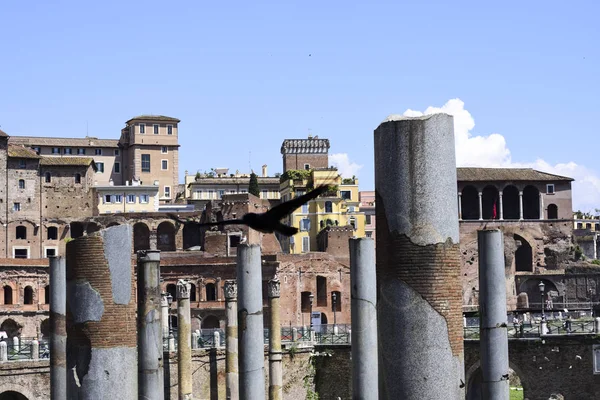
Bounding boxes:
[478,230,509,399]
[350,238,378,400]
[224,280,239,400]
[374,114,464,399]
[66,225,137,399]
[32,340,39,360]
[237,244,266,400]
[268,277,283,400]
[457,192,462,220]
[49,256,67,400]
[519,191,524,220]
[137,250,164,400]
[161,293,169,341]
[0,341,6,362]
[177,279,192,400]
[478,191,483,220]
[539,192,544,220]
[499,191,504,220]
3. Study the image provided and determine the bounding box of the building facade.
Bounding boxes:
[95,183,160,214]
[359,191,375,241]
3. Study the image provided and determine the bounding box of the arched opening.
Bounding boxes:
[332,291,341,312]
[3,286,13,305]
[44,285,50,304]
[502,185,520,220]
[40,319,50,339]
[23,286,34,305]
[461,185,479,220]
[547,204,558,220]
[18,179,25,189]
[15,226,27,240]
[157,221,176,251]
[205,283,216,301]
[481,185,499,220]
[467,367,524,400]
[47,226,58,240]
[70,222,85,239]
[201,315,220,329]
[320,313,328,325]
[133,223,150,252]
[166,284,177,301]
[183,224,201,250]
[325,201,333,213]
[45,172,51,183]
[522,185,540,219]
[518,279,559,310]
[189,283,197,302]
[86,223,101,235]
[0,391,29,400]
[316,276,327,307]
[0,319,22,338]
[514,234,533,272]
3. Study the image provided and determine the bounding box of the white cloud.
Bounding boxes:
[400,99,600,212]
[330,153,363,179]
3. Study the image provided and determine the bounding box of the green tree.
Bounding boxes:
[248,172,260,197]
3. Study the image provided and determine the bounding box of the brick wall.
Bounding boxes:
[283,153,328,173]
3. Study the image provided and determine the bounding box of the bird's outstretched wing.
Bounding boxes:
[266,185,329,221]
[167,214,244,227]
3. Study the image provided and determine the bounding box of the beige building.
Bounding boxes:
[119,115,180,204]
[95,183,160,214]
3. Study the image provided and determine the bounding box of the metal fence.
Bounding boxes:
[466,319,598,339]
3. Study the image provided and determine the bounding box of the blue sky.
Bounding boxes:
[1,1,598,210]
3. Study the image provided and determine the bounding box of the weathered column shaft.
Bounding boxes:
[237,244,266,400]
[177,280,192,400]
[499,192,504,220]
[49,256,67,400]
[224,280,239,400]
[519,191,524,220]
[350,238,378,400]
[137,250,164,400]
[161,293,169,339]
[478,230,509,399]
[478,191,483,220]
[374,114,464,399]
[268,278,283,400]
[66,225,137,399]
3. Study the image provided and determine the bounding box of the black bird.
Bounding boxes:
[169,185,329,236]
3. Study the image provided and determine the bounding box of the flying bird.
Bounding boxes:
[169,185,329,236]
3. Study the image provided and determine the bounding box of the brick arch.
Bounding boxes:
[22,283,36,305]
[9,220,36,239]
[1,282,18,305]
[465,360,528,400]
[156,221,176,251]
[0,318,23,338]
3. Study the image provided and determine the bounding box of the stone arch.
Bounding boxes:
[502,185,520,220]
[518,278,559,308]
[70,222,85,239]
[461,185,479,220]
[2,285,14,305]
[0,390,29,400]
[481,185,499,220]
[523,185,540,219]
[183,224,201,250]
[86,222,101,235]
[40,318,50,339]
[466,360,528,400]
[23,286,34,305]
[157,221,176,251]
[133,222,150,252]
[514,234,533,272]
[0,318,22,338]
[201,315,220,329]
[0,383,36,400]
[548,203,558,220]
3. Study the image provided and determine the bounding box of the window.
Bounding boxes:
[16,226,27,239]
[114,162,121,173]
[52,147,60,154]
[304,164,310,170]
[139,123,145,134]
[113,195,122,203]
[296,190,305,197]
[325,201,333,213]
[366,231,373,238]
[262,189,268,199]
[24,286,34,305]
[140,194,149,204]
[77,148,86,155]
[47,227,58,240]
[366,214,372,224]
[577,222,583,229]
[349,217,357,230]
[302,204,308,213]
[13,249,28,259]
[167,125,173,135]
[161,160,168,170]
[45,248,56,257]
[218,190,225,198]
[13,203,21,211]
[32,147,40,154]
[114,149,120,156]
[300,218,311,231]
[141,154,150,172]
[301,291,312,312]
[546,184,555,194]
[164,186,171,198]
[64,148,72,154]
[96,162,104,173]
[127,194,136,203]
[207,190,214,199]
[341,190,351,200]
[206,283,217,301]
[18,159,26,168]
[586,223,592,230]
[161,146,168,154]
[193,190,202,200]
[596,224,600,231]
[95,148,102,155]
[348,206,355,213]
[241,189,247,193]
[302,236,310,252]
[153,124,159,134]
[229,235,241,248]
[45,172,51,183]
[317,276,327,306]
[104,194,112,204]
[18,179,25,189]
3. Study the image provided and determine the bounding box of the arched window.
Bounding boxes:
[502,185,520,220]
[481,185,499,220]
[47,226,58,240]
[547,204,558,220]
[190,283,197,302]
[18,179,25,189]
[75,173,81,184]
[3,286,13,305]
[206,283,216,301]
[157,221,176,252]
[45,172,51,183]
[16,226,27,240]
[325,201,333,213]
[514,234,533,272]
[133,223,150,252]
[24,286,34,305]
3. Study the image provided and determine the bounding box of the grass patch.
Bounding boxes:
[510,387,524,400]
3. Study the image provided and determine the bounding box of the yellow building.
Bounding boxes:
[96,183,160,214]
[279,168,365,254]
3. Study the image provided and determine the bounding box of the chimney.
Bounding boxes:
[262,164,268,177]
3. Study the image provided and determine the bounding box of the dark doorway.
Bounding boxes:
[481,185,499,220]
[514,234,533,272]
[205,283,216,301]
[201,315,220,329]
[547,204,558,219]
[3,286,13,305]
[133,223,150,252]
[157,222,176,251]
[24,286,34,305]
[522,185,540,219]
[461,185,479,220]
[316,276,327,307]
[44,285,50,304]
[190,284,197,302]
[183,224,201,250]
[502,185,520,220]
[70,222,85,239]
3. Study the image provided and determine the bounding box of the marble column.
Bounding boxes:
[458,192,462,220]
[539,192,544,220]
[499,191,504,220]
[519,191,524,220]
[478,191,483,220]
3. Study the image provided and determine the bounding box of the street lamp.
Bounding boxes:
[332,292,337,328]
[538,281,545,320]
[166,292,174,338]
[309,293,314,332]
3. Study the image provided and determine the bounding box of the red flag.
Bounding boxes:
[492,201,497,219]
